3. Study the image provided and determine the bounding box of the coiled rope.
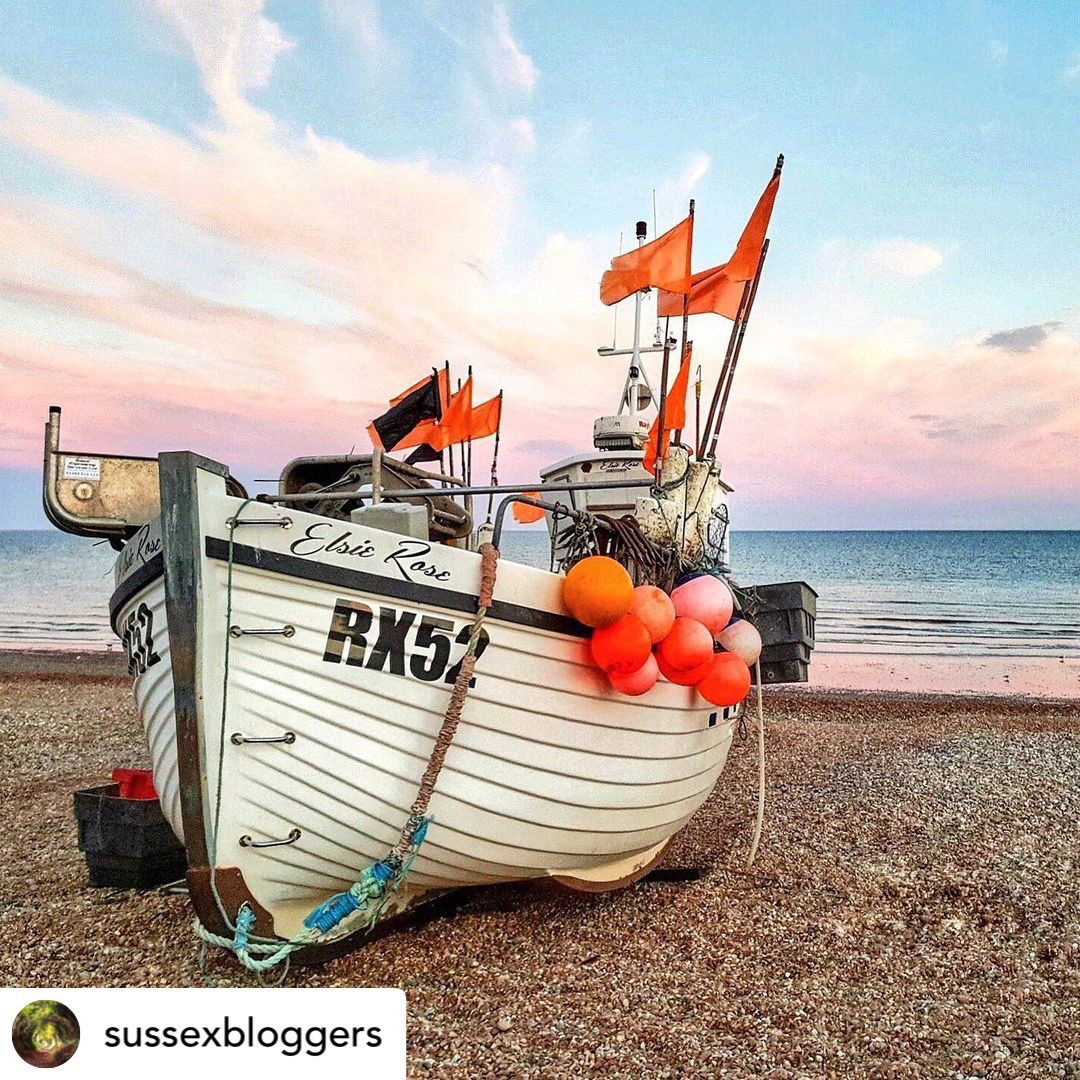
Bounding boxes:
[195,533,500,973]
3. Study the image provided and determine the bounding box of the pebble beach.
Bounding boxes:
[1,655,1077,1077]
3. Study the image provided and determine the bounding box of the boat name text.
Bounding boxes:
[289,524,451,583]
[117,523,163,581]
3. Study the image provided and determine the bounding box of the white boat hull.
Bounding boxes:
[111,454,738,941]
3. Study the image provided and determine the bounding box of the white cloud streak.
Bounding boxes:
[866,238,945,277]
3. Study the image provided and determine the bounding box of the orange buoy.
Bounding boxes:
[563,556,634,628]
[590,614,652,675]
[697,651,751,706]
[656,617,714,674]
[609,652,660,696]
[670,574,734,634]
[630,585,676,644]
[656,649,713,686]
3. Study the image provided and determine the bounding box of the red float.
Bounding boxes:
[697,651,751,707]
[656,617,714,674]
[655,649,713,686]
[609,653,660,696]
[590,614,653,675]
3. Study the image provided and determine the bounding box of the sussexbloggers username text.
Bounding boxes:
[104,1015,383,1057]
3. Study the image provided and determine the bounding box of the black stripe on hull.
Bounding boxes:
[109,553,165,632]
[203,536,589,639]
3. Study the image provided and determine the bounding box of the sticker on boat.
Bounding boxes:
[62,456,101,481]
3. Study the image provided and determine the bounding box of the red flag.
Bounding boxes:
[468,393,502,440]
[643,344,692,474]
[600,215,693,306]
[657,170,779,318]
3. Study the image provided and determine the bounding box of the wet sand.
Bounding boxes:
[810,651,1080,700]
[0,658,1077,1077]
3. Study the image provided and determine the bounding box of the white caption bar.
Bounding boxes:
[2,987,405,1078]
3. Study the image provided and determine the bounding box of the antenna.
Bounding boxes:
[652,188,660,341]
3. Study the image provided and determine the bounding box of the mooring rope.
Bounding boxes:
[195,532,500,973]
[746,659,766,867]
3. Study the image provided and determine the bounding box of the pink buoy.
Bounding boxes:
[609,652,660,696]
[716,618,762,666]
[630,585,676,644]
[670,575,733,634]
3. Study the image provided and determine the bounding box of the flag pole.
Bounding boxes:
[694,363,702,456]
[653,317,672,490]
[707,237,771,459]
[699,153,784,459]
[653,199,693,487]
[485,390,503,522]
[448,367,458,480]
[698,280,751,458]
[466,365,474,487]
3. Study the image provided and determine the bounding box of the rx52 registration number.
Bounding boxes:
[322,599,489,687]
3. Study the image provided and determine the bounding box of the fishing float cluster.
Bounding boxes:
[561,557,762,706]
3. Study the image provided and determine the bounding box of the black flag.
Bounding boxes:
[406,441,442,464]
[367,374,441,452]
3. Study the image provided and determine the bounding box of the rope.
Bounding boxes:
[746,660,766,867]
[195,531,500,973]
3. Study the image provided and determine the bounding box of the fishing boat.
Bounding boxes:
[42,162,816,967]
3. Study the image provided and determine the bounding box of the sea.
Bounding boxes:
[0,530,1077,658]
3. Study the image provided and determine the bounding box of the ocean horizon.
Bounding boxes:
[1,528,1077,659]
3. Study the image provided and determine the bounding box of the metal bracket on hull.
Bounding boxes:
[225,514,293,529]
[228,624,296,638]
[239,829,302,849]
[230,731,297,746]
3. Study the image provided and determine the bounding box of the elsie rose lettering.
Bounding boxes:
[289,524,451,583]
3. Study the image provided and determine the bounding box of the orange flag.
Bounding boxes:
[642,344,692,474]
[389,377,474,452]
[390,367,450,407]
[513,493,545,524]
[430,376,473,450]
[392,417,437,451]
[657,170,780,318]
[469,393,502,440]
[600,215,693,306]
[657,264,747,319]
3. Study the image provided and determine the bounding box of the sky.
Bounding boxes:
[0,0,1077,529]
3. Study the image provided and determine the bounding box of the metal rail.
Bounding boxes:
[258,476,657,504]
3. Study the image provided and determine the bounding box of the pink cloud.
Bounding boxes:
[0,20,1076,527]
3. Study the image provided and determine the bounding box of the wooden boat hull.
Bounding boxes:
[110,453,737,941]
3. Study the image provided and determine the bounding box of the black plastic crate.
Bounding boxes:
[753,659,810,685]
[734,580,817,684]
[74,782,186,890]
[760,640,812,663]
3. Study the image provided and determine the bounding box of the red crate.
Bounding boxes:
[111,768,157,800]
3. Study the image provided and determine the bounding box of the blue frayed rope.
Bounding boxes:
[195,816,430,974]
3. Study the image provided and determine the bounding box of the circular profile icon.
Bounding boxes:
[11,1000,80,1069]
